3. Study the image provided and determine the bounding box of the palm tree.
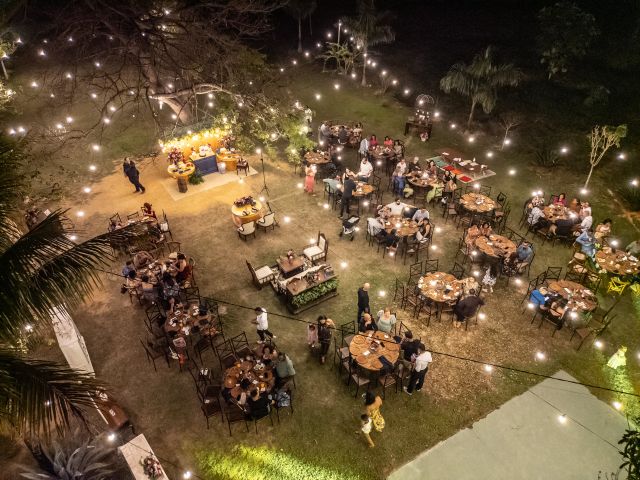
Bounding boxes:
[440,47,524,129]
[284,0,317,53]
[0,138,130,436]
[340,0,394,86]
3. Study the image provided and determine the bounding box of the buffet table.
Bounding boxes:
[285,266,338,313]
[193,154,218,175]
[118,434,169,480]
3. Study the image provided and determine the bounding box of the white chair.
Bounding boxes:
[237,221,256,241]
[304,232,328,264]
[257,212,276,232]
[246,260,275,289]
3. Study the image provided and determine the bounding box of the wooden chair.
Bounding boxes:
[139,339,169,372]
[236,158,249,176]
[202,396,224,429]
[245,260,275,289]
[339,321,356,346]
[377,367,399,398]
[166,241,181,254]
[544,266,563,281]
[224,403,249,436]
[424,258,439,273]
[303,232,328,264]
[256,212,276,232]
[214,339,237,370]
[401,284,421,317]
[332,337,350,373]
[159,210,173,240]
[408,260,423,283]
[237,221,257,241]
[230,332,253,358]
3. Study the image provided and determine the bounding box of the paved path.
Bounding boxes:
[389,371,629,480]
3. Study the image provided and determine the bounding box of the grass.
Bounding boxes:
[3,63,640,479]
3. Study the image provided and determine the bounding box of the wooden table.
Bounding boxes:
[167,162,195,179]
[406,172,440,188]
[304,151,331,165]
[349,330,400,371]
[231,199,264,225]
[277,255,306,278]
[475,234,516,258]
[353,182,375,198]
[94,390,129,431]
[459,193,496,213]
[547,280,598,313]
[418,272,463,303]
[595,249,640,276]
[164,305,215,336]
[284,267,338,313]
[543,204,571,222]
[224,359,274,397]
[383,215,419,237]
[369,145,395,162]
[218,152,242,171]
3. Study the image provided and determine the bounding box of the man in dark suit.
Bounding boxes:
[357,282,370,323]
[339,174,357,218]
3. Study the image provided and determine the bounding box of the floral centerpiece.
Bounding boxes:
[234,196,256,208]
[167,148,184,165]
[141,455,164,479]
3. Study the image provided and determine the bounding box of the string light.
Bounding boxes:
[65,72,73,79]
[90,93,97,99]
[315,93,321,100]
[594,340,603,349]
[486,151,494,158]
[292,59,297,65]
[483,364,493,373]
[503,138,511,146]
[103,118,110,124]
[69,235,78,241]
[580,188,588,195]
[83,187,92,193]
[107,432,116,442]
[283,216,291,223]
[631,179,638,187]
[340,261,348,268]
[333,83,340,90]
[560,147,568,154]
[617,153,626,160]
[378,290,386,297]
[535,351,546,360]
[450,123,456,129]
[92,144,101,151]
[66,116,73,123]
[30,81,38,88]
[467,136,475,143]
[557,414,567,424]
[183,471,192,479]
[403,88,410,95]
[76,211,85,217]
[613,401,622,411]
[508,169,516,176]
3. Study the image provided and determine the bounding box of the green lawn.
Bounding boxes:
[4,64,640,480]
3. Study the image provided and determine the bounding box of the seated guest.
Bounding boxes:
[594,218,612,242]
[427,160,438,176]
[162,272,180,313]
[357,157,374,181]
[393,139,404,158]
[527,192,545,208]
[576,229,596,258]
[527,205,547,231]
[125,270,141,292]
[465,224,481,247]
[552,193,567,206]
[140,275,157,302]
[579,201,592,219]
[516,242,534,264]
[569,197,581,213]
[122,260,135,278]
[549,217,578,237]
[408,156,421,173]
[367,216,385,236]
[379,228,400,249]
[376,307,397,334]
[626,239,640,256]
[547,299,567,329]
[478,221,492,237]
[578,213,593,233]
[338,125,349,144]
[369,134,379,148]
[386,198,409,216]
[174,253,192,285]
[247,389,271,420]
[261,345,278,364]
[443,171,457,198]
[133,250,154,269]
[275,352,296,387]
[415,222,431,244]
[353,122,363,137]
[383,135,394,147]
[453,289,484,328]
[109,218,123,231]
[142,202,157,220]
[412,207,430,225]
[359,313,378,332]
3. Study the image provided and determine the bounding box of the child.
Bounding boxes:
[481,264,497,294]
[358,414,375,448]
[307,324,318,348]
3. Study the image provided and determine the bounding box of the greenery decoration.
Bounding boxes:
[291,278,338,308]
[188,170,204,185]
[619,417,640,479]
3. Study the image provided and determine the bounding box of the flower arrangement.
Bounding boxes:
[141,455,164,479]
[167,148,184,165]
[234,196,255,208]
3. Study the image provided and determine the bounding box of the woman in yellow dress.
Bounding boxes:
[364,391,385,432]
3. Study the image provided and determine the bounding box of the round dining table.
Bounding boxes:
[459,193,496,213]
[223,358,275,398]
[547,279,598,313]
[231,199,264,225]
[164,304,216,336]
[383,215,419,237]
[406,172,440,189]
[304,151,331,165]
[349,330,400,371]
[218,151,242,171]
[353,182,375,198]
[543,204,572,222]
[474,234,516,258]
[595,248,640,276]
[418,272,463,303]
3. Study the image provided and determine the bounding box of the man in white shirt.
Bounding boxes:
[357,157,374,181]
[253,307,276,343]
[386,198,409,216]
[392,158,407,195]
[403,343,432,394]
[412,207,430,225]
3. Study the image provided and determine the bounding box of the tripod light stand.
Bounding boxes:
[256,148,270,198]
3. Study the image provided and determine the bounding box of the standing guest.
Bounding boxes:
[404,343,432,395]
[576,229,596,258]
[317,316,335,364]
[307,324,318,348]
[142,202,157,220]
[357,283,370,323]
[376,307,397,334]
[364,392,385,432]
[369,134,379,148]
[304,164,316,194]
[358,414,375,448]
[122,260,136,278]
[443,172,457,199]
[253,307,276,343]
[594,218,612,242]
[275,352,296,387]
[453,290,485,328]
[123,158,145,193]
[482,264,498,294]
[338,125,349,145]
[401,337,420,368]
[392,158,408,195]
[358,136,370,158]
[357,157,374,182]
[383,136,393,148]
[339,174,357,218]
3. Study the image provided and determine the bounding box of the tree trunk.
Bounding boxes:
[501,125,510,150]
[160,96,192,124]
[297,17,302,53]
[308,13,313,35]
[361,46,368,87]
[467,100,477,130]
[584,164,595,189]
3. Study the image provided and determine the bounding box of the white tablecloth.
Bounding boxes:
[118,434,169,480]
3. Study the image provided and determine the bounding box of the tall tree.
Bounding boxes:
[285,0,317,53]
[584,124,627,189]
[537,1,599,79]
[440,47,523,129]
[0,138,129,436]
[13,0,283,124]
[340,0,394,86]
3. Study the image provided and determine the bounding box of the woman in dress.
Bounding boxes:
[364,391,385,432]
[383,135,393,148]
[369,134,379,148]
[142,202,157,220]
[304,163,316,194]
[594,218,612,242]
[553,193,567,206]
[481,264,498,294]
[376,307,397,334]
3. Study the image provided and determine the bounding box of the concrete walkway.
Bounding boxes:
[389,371,629,480]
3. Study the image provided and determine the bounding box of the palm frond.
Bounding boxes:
[0,210,133,343]
[0,138,27,252]
[0,349,102,436]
